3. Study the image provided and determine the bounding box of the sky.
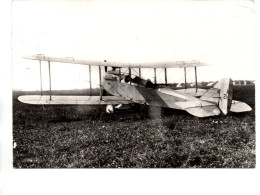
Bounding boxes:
[12,0,255,90]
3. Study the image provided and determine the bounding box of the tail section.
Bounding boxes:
[200,78,233,115]
[214,78,233,115]
[175,78,233,117]
[176,77,251,117]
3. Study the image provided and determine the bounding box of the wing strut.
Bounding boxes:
[39,60,42,96]
[138,68,141,86]
[48,61,52,100]
[154,68,157,84]
[89,65,92,96]
[164,68,167,86]
[99,66,102,100]
[184,67,187,89]
[119,68,121,82]
[195,66,198,92]
[129,68,131,85]
[102,66,107,97]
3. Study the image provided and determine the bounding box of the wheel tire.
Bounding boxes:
[106,104,114,114]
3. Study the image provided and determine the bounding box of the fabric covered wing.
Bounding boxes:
[23,55,207,68]
[230,100,252,113]
[175,100,220,117]
[18,95,133,105]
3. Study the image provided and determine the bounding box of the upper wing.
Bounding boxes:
[23,54,208,68]
[18,95,133,105]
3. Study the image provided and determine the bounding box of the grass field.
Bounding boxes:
[13,85,255,168]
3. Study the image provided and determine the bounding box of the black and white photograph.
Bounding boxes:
[1,0,259,194]
[11,0,255,169]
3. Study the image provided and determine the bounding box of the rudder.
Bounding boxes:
[200,78,233,115]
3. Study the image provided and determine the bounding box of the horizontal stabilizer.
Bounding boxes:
[230,100,252,113]
[18,95,132,105]
[175,100,220,117]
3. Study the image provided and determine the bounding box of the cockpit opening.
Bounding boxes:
[105,68,156,89]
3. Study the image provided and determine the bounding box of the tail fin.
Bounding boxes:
[200,78,233,115]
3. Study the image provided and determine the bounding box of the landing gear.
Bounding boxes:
[105,104,133,114]
[106,104,115,114]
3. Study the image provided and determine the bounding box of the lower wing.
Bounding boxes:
[18,95,133,105]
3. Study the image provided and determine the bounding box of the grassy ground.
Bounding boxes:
[13,85,255,168]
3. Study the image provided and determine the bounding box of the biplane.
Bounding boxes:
[18,54,252,117]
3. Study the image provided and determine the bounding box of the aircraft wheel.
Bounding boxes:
[106,104,115,114]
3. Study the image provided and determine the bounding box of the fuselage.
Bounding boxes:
[102,71,203,110]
